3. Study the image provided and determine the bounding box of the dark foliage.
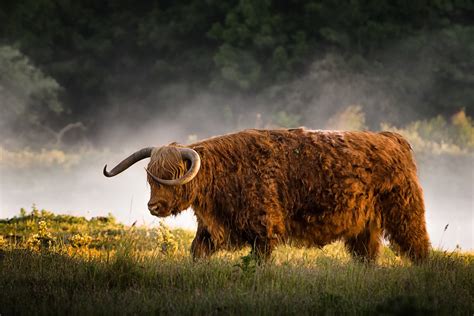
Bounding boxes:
[1,1,473,146]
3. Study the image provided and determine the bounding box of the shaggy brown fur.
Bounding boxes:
[146,128,430,263]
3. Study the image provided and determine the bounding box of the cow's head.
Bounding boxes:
[103,146,201,217]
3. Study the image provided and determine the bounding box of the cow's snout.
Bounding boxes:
[148,200,171,216]
[147,201,158,212]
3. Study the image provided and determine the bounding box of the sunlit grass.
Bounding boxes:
[1,208,473,315]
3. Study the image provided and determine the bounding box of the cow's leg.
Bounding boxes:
[191,225,216,260]
[381,182,430,263]
[251,237,277,262]
[345,219,382,262]
[247,210,284,263]
[243,180,285,263]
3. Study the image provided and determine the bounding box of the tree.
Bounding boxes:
[0,45,65,148]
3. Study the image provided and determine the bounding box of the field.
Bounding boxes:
[1,208,473,315]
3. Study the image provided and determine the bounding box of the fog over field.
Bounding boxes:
[1,27,473,251]
[1,101,472,250]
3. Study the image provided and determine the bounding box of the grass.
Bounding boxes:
[1,208,473,315]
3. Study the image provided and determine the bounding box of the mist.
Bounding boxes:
[1,77,473,250]
[1,128,472,251]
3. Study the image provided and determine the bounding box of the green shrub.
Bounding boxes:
[381,110,474,154]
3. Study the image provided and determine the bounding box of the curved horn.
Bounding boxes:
[103,147,154,177]
[145,148,201,185]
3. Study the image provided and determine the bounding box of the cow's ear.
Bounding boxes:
[184,146,204,170]
[185,158,192,170]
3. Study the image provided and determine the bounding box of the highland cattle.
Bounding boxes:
[104,128,430,262]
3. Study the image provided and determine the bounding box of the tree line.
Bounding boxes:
[1,0,473,148]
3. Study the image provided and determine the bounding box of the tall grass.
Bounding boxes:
[1,210,473,315]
